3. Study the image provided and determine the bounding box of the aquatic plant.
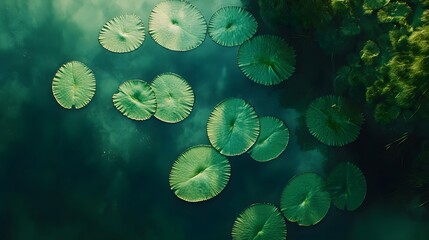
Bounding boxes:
[148,1,207,51]
[52,61,96,109]
[280,173,331,226]
[363,0,390,14]
[232,203,286,240]
[207,98,260,156]
[248,116,290,162]
[360,40,380,65]
[151,73,194,123]
[327,162,367,211]
[306,95,364,146]
[238,35,296,86]
[98,15,145,53]
[169,145,231,202]
[377,1,411,24]
[208,6,257,47]
[112,80,156,121]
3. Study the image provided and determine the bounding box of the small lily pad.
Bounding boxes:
[327,162,367,211]
[112,80,156,120]
[232,203,286,240]
[52,61,96,109]
[280,173,331,226]
[169,145,231,202]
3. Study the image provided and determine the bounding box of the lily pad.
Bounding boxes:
[249,116,290,162]
[112,80,156,120]
[52,61,96,109]
[280,173,331,226]
[148,1,207,51]
[208,6,258,47]
[98,14,145,53]
[238,35,296,86]
[169,145,231,202]
[327,162,367,211]
[232,203,286,240]
[207,98,260,156]
[151,73,194,123]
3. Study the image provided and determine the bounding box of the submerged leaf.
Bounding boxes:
[169,145,231,202]
[238,35,296,86]
[148,1,207,51]
[306,95,363,146]
[52,61,96,109]
[327,162,367,211]
[98,15,145,53]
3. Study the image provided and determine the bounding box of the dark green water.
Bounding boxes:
[1,0,428,239]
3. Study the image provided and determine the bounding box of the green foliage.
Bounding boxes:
[363,0,390,14]
[377,1,411,24]
[373,102,401,124]
[360,40,381,65]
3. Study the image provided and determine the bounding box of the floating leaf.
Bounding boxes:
[280,173,331,226]
[363,0,390,14]
[52,61,96,109]
[112,80,156,120]
[232,203,286,240]
[377,1,411,24]
[238,35,296,86]
[208,6,258,47]
[327,162,367,211]
[148,1,207,51]
[207,98,260,156]
[169,145,231,202]
[99,15,145,53]
[151,73,194,123]
[249,116,289,162]
[305,95,364,146]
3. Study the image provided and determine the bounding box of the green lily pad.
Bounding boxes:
[280,173,331,226]
[112,80,156,120]
[208,6,258,47]
[52,61,96,109]
[327,162,367,211]
[232,203,286,240]
[98,14,145,53]
[151,73,194,123]
[207,98,260,156]
[148,1,207,51]
[169,145,231,202]
[238,35,296,86]
[249,116,290,162]
[305,95,364,146]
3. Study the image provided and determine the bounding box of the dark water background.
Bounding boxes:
[1,0,428,239]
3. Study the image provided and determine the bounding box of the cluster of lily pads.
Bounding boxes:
[51,1,368,239]
[232,162,367,240]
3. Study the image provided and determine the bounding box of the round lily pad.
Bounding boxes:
[232,203,286,240]
[98,14,145,53]
[238,35,296,86]
[169,145,231,202]
[148,1,207,51]
[208,6,258,47]
[151,73,194,123]
[249,116,290,162]
[52,61,96,109]
[207,98,260,156]
[305,95,364,146]
[327,162,367,211]
[280,173,331,226]
[112,80,156,120]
